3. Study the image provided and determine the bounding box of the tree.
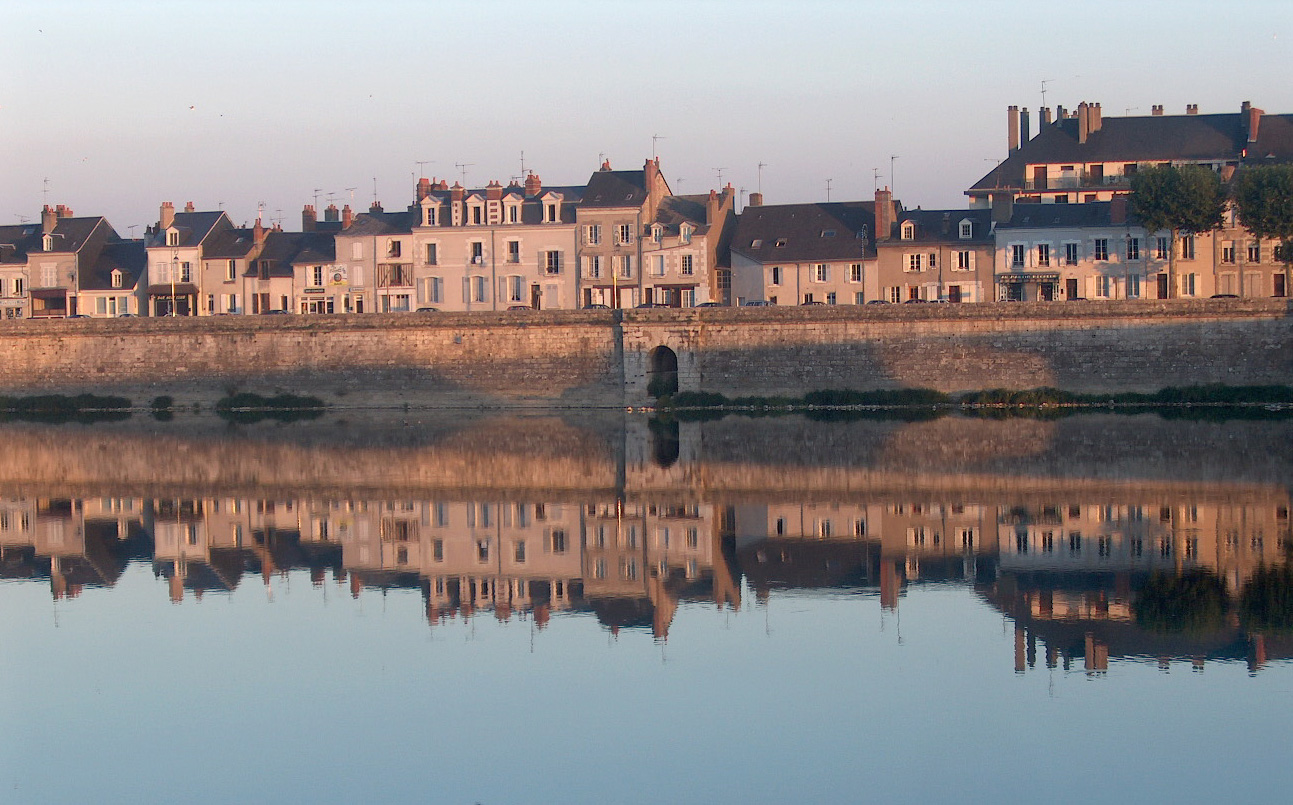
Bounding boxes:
[1233,164,1293,298]
[1128,164,1227,298]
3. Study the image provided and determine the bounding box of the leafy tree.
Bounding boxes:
[1128,164,1227,298]
[1233,164,1293,297]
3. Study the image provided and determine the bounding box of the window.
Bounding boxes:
[750,238,763,248]
[225,260,236,281]
[1094,239,1109,261]
[620,255,633,278]
[543,251,561,275]
[907,253,923,272]
[959,220,973,239]
[225,293,238,313]
[849,263,862,282]
[928,252,937,269]
[1095,275,1111,298]
[616,223,632,245]
[180,262,192,282]
[680,225,692,244]
[585,224,602,245]
[424,207,436,226]
[1036,243,1050,266]
[1155,236,1169,260]
[1248,241,1261,263]
[1221,241,1235,264]
[774,238,787,247]
[587,255,602,278]
[826,292,836,305]
[351,242,363,260]
[1064,242,1080,265]
[956,250,974,271]
[166,230,179,247]
[470,206,483,225]
[514,540,526,563]
[425,243,438,264]
[888,286,902,303]
[508,275,524,302]
[386,240,401,258]
[1182,272,1197,296]
[1180,235,1195,260]
[651,255,665,277]
[111,270,123,289]
[507,240,520,263]
[311,266,324,287]
[470,242,484,265]
[471,276,487,302]
[901,222,915,240]
[771,265,782,286]
[1127,274,1141,298]
[507,205,519,224]
[680,255,694,276]
[855,291,865,304]
[1011,245,1026,268]
[549,529,567,554]
[812,264,829,282]
[1126,238,1140,261]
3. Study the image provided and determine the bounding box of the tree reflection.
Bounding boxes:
[1133,569,1228,634]
[1241,564,1293,633]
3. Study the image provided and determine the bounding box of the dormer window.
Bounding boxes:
[545,203,557,223]
[424,206,437,226]
[821,230,836,238]
[959,220,973,239]
[773,238,787,247]
[751,239,763,248]
[166,230,179,247]
[901,222,915,240]
[111,269,124,289]
[469,204,484,225]
[652,225,663,243]
[506,203,520,224]
[42,234,53,251]
[680,224,692,245]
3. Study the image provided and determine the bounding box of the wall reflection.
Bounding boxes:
[0,413,1290,674]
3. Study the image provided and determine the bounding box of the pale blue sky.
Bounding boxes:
[4,0,1292,232]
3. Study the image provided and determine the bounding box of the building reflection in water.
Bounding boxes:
[0,414,1290,674]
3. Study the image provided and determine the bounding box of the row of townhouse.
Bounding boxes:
[0,160,738,319]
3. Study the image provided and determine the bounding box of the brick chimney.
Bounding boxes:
[1110,194,1127,225]
[747,192,763,207]
[486,180,503,202]
[600,159,612,171]
[1056,104,1066,121]
[524,172,542,196]
[369,200,383,213]
[991,192,1014,225]
[416,177,432,201]
[253,216,266,245]
[1040,106,1053,127]
[341,204,353,229]
[41,205,57,234]
[874,187,894,241]
[302,204,317,232]
[1186,104,1199,115]
[324,203,339,223]
[1152,104,1164,116]
[1077,102,1090,144]
[1090,103,1102,134]
[1020,107,1031,144]
[1008,105,1020,153]
[160,201,175,231]
[184,201,195,212]
[644,157,666,214]
[1243,102,1263,144]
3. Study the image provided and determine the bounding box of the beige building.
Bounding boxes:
[576,159,671,309]
[876,206,995,303]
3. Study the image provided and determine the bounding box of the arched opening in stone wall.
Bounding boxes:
[646,346,679,398]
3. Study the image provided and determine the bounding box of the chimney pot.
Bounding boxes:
[524,173,542,196]
[1040,106,1053,127]
[1186,104,1198,115]
[324,204,339,222]
[341,205,353,229]
[1008,105,1020,153]
[1077,102,1090,144]
[747,192,763,207]
[41,205,58,234]
[184,201,195,213]
[160,201,175,231]
[1151,104,1163,116]
[302,204,317,232]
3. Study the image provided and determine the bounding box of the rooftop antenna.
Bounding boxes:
[42,177,50,207]
[713,167,726,187]
[454,161,474,186]
[312,188,323,208]
[273,208,283,228]
[890,155,899,195]
[652,134,667,161]
[825,178,833,202]
[1040,78,1052,110]
[519,150,526,178]
[344,187,356,204]
[597,152,606,166]
[415,160,433,177]
[371,177,378,204]
[127,224,138,238]
[1125,106,1140,116]
[873,167,881,192]
[15,215,29,224]
[256,201,264,223]
[757,162,767,194]
[325,192,337,206]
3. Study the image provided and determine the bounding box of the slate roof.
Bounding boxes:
[43,216,108,253]
[996,201,1124,230]
[0,224,42,263]
[414,184,585,226]
[338,209,419,237]
[248,231,337,277]
[81,240,146,291]
[971,109,1293,194]
[730,202,885,263]
[202,227,258,258]
[654,194,709,235]
[581,169,649,208]
[145,211,227,248]
[888,208,994,244]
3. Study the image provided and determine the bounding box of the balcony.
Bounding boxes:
[1024,171,1132,191]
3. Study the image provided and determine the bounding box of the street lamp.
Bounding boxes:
[170,250,178,317]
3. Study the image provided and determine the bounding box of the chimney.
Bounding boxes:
[436,179,449,190]
[324,203,339,223]
[1248,105,1263,144]
[1077,102,1090,144]
[369,200,383,213]
[1091,103,1102,134]
[416,177,432,201]
[600,159,612,171]
[341,204,353,229]
[1008,105,1020,153]
[450,182,465,204]
[1040,106,1052,127]
[1056,104,1066,121]
[874,187,894,241]
[184,201,195,213]
[486,180,503,202]
[524,172,542,196]
[253,217,266,245]
[41,205,57,234]
[991,192,1014,225]
[1020,107,1031,144]
[644,157,665,213]
[747,191,763,207]
[1110,194,1127,225]
[1151,104,1164,116]
[302,204,316,232]
[1186,104,1198,115]
[160,201,175,230]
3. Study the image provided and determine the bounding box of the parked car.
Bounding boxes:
[866,299,890,305]
[506,305,533,311]
[694,301,724,308]
[1210,293,1239,299]
[582,303,611,310]
[415,306,440,312]
[800,300,824,306]
[741,300,772,307]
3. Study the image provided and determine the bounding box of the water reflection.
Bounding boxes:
[1,411,1289,675]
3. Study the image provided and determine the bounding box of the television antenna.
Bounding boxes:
[652,134,667,160]
[454,162,474,186]
[757,162,767,194]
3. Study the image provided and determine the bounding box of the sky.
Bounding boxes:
[4,0,1293,234]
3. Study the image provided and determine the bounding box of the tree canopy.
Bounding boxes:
[1128,164,1227,236]
[1233,164,1293,262]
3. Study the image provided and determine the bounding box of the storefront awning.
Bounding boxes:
[998,273,1060,283]
[29,288,68,299]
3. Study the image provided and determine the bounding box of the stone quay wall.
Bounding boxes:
[0,299,1288,406]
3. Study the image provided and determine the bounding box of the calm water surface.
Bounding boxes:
[0,411,1290,803]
